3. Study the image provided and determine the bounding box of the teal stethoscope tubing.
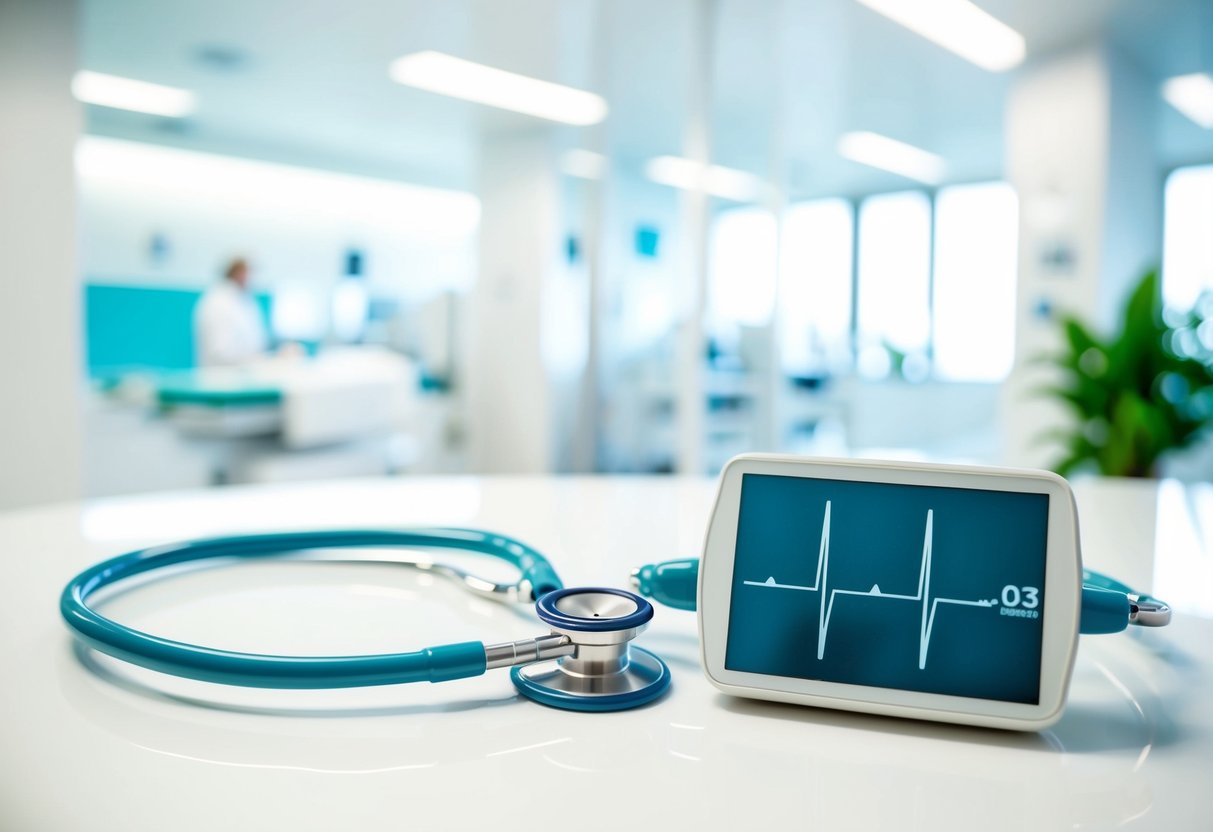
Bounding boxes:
[62,529,1163,690]
[630,559,1159,635]
[60,529,563,689]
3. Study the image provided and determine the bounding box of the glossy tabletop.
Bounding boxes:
[1,475,1211,831]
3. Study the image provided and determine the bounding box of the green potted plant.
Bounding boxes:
[1038,269,1213,477]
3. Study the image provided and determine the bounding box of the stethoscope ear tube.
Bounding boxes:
[630,559,698,611]
[630,559,1172,633]
[63,609,491,688]
[59,529,562,689]
[1079,568,1171,631]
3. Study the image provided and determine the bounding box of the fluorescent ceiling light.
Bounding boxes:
[855,0,1025,72]
[71,70,196,117]
[837,131,946,185]
[389,51,607,126]
[1162,73,1213,129]
[560,149,606,179]
[644,156,767,202]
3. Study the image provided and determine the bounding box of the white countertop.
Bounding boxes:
[1,475,1211,831]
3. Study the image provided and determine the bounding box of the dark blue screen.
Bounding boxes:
[725,474,1048,704]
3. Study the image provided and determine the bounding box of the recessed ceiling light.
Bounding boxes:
[644,156,768,202]
[71,71,196,118]
[854,0,1025,72]
[560,149,607,179]
[1162,73,1213,129]
[388,51,608,126]
[837,131,946,185]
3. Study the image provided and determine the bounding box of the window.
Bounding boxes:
[707,207,778,342]
[1163,165,1213,311]
[779,199,854,374]
[932,181,1018,381]
[708,184,1018,382]
[855,191,932,378]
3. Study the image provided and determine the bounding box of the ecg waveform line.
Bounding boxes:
[742,501,997,669]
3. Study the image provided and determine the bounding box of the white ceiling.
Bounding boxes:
[81,0,1213,198]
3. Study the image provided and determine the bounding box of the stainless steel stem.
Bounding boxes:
[484,634,575,669]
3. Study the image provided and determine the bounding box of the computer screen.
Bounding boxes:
[725,473,1049,704]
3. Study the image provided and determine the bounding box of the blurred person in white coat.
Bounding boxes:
[194,257,268,366]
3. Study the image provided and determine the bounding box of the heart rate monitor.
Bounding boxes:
[699,455,1081,730]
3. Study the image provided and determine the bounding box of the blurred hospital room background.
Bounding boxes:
[2,0,1212,507]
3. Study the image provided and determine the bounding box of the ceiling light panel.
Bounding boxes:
[1162,73,1213,129]
[855,0,1025,72]
[389,51,607,126]
[644,156,768,202]
[837,131,946,185]
[71,71,196,118]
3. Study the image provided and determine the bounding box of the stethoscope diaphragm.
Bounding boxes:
[511,587,671,712]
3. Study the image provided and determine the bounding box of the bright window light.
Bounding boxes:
[645,156,768,202]
[388,51,607,126]
[779,199,854,374]
[838,132,946,185]
[560,149,606,180]
[1162,73,1213,129]
[854,0,1025,72]
[75,136,479,240]
[272,286,327,341]
[857,191,932,359]
[1163,165,1213,311]
[708,208,778,338]
[932,182,1018,382]
[72,70,196,118]
[331,278,370,343]
[614,267,676,356]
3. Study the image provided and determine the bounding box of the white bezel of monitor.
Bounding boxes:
[698,454,1082,731]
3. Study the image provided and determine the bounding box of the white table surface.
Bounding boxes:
[1,475,1211,831]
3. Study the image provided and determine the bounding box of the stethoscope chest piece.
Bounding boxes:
[510,587,671,712]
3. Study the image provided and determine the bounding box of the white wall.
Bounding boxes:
[592,169,689,471]
[0,0,84,510]
[467,131,564,473]
[845,381,1001,459]
[77,137,479,304]
[1102,51,1163,305]
[1001,45,1162,470]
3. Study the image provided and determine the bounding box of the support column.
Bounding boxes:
[468,130,591,473]
[1001,44,1162,469]
[0,0,83,508]
[673,0,716,475]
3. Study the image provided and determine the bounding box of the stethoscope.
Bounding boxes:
[61,527,1171,713]
[60,529,671,712]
